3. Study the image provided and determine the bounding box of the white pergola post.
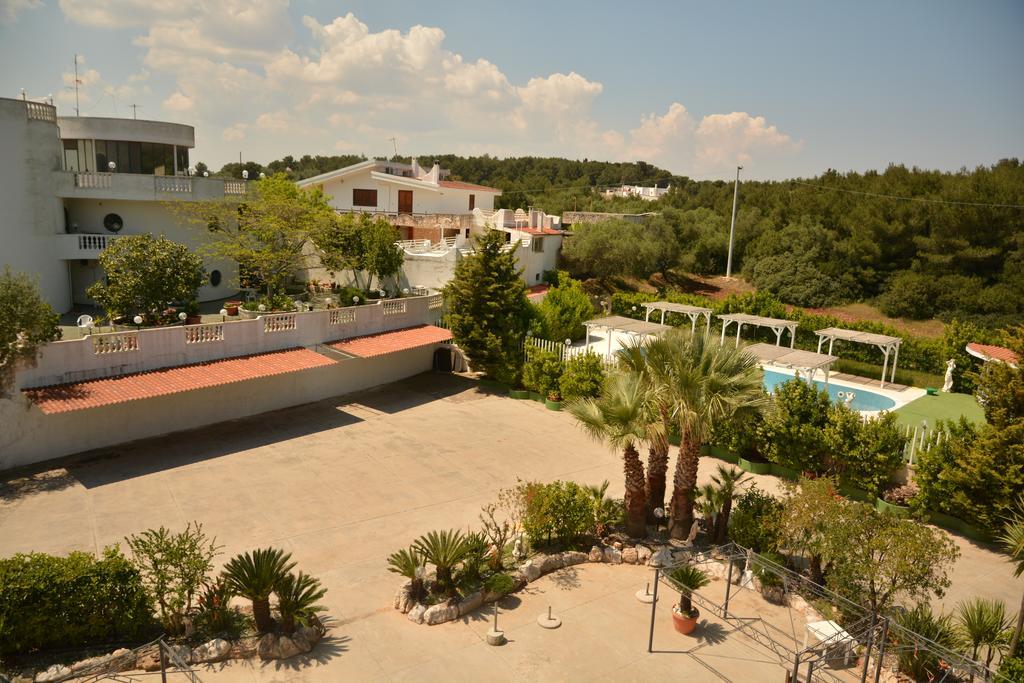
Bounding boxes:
[585,326,591,351]
[817,335,824,354]
[890,343,900,383]
[880,346,890,388]
[661,310,666,325]
[704,312,712,336]
[645,308,651,322]
[773,326,783,346]
[828,338,835,355]
[720,321,728,346]
[735,322,742,347]
[690,314,697,335]
[824,364,831,391]
[607,328,613,359]
[789,325,796,348]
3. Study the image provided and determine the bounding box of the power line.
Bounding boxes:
[787,180,1024,210]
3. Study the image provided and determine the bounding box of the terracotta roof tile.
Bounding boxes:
[966,343,1020,365]
[23,348,335,415]
[438,180,502,193]
[329,325,452,358]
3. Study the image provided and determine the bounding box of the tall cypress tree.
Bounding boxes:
[444,230,531,384]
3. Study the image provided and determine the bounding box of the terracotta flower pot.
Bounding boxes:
[224,300,242,316]
[671,605,699,635]
[185,314,202,325]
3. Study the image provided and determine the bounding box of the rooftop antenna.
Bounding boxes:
[73,53,81,116]
[389,136,398,159]
[130,104,139,120]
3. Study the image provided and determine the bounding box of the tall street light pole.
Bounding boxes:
[725,165,743,278]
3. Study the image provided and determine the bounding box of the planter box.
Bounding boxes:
[926,510,993,543]
[528,391,543,402]
[769,463,800,481]
[737,457,771,475]
[838,483,874,503]
[545,399,563,411]
[874,498,910,518]
[707,445,740,464]
[509,389,530,399]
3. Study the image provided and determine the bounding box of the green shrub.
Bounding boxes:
[520,480,596,548]
[522,347,564,398]
[0,548,154,657]
[533,272,594,341]
[840,411,907,496]
[483,572,516,596]
[710,407,765,459]
[758,378,832,473]
[1000,657,1024,682]
[559,353,605,401]
[727,485,783,553]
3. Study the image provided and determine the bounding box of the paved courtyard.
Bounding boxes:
[0,373,1017,681]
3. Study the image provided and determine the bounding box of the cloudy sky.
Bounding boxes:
[1,0,1021,179]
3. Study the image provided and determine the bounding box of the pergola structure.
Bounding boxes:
[744,343,839,388]
[641,301,713,335]
[584,315,672,358]
[718,313,798,348]
[814,327,902,388]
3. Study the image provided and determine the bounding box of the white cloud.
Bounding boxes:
[55,5,799,175]
[1,0,42,24]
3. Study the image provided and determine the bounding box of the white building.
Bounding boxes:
[0,97,241,314]
[602,184,671,201]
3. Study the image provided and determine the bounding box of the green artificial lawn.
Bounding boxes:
[894,391,985,429]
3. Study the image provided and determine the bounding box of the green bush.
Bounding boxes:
[559,353,606,401]
[758,379,832,473]
[877,271,937,319]
[999,657,1024,682]
[728,485,783,552]
[533,272,594,341]
[0,548,154,657]
[710,407,765,459]
[522,347,564,399]
[837,411,907,496]
[520,480,596,548]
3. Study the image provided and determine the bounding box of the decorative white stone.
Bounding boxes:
[276,636,305,659]
[562,551,588,566]
[603,547,622,564]
[458,591,484,616]
[521,561,542,582]
[650,547,673,567]
[621,547,638,564]
[423,602,460,625]
[192,638,231,664]
[636,546,652,564]
[588,546,604,562]
[258,633,280,660]
[407,603,427,624]
[538,554,564,573]
[35,664,72,682]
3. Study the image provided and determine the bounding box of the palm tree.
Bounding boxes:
[413,529,469,596]
[387,546,426,601]
[617,337,677,523]
[669,565,710,617]
[955,597,1010,674]
[222,547,296,632]
[662,330,766,540]
[999,494,1024,657]
[276,571,327,635]
[569,371,657,538]
[696,483,722,538]
[711,465,749,544]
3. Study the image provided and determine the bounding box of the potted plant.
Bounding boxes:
[545,390,563,411]
[876,483,916,517]
[669,565,710,635]
[184,299,202,325]
[224,299,243,316]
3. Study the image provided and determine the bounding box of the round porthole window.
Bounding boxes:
[103,213,124,233]
[209,269,222,287]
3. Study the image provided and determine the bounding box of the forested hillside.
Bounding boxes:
[206,153,1023,326]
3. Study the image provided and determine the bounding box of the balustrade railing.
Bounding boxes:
[382,300,407,316]
[183,324,224,344]
[77,234,113,251]
[428,294,443,310]
[329,308,355,325]
[25,101,57,122]
[74,172,112,189]
[223,179,247,195]
[263,314,297,333]
[155,176,192,193]
[92,332,139,355]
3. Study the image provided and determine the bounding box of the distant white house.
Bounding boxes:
[602,184,670,201]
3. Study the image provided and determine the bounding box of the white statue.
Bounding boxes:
[512,534,526,563]
[844,392,855,406]
[942,359,955,393]
[740,548,755,588]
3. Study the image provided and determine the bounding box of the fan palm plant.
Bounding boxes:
[891,604,958,682]
[662,330,766,540]
[413,529,469,596]
[616,336,678,523]
[569,371,657,538]
[669,565,710,617]
[276,571,327,635]
[386,546,426,601]
[695,483,722,537]
[711,465,749,544]
[585,480,623,537]
[955,597,1011,673]
[221,547,296,632]
[1000,495,1024,657]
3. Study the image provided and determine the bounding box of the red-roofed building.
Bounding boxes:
[966,343,1020,368]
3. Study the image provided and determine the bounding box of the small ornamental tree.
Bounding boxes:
[758,379,833,473]
[181,174,335,296]
[361,218,403,292]
[534,272,593,341]
[0,268,60,396]
[444,229,531,384]
[87,234,204,322]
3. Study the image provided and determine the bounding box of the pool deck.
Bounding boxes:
[762,363,926,415]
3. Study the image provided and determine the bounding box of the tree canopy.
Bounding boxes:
[0,268,60,396]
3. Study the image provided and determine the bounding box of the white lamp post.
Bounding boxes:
[132,314,143,330]
[219,308,227,322]
[725,165,743,279]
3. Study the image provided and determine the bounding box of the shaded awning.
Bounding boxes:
[815,327,903,387]
[717,313,798,348]
[327,324,452,358]
[641,301,713,333]
[745,342,838,372]
[584,315,672,336]
[23,348,336,415]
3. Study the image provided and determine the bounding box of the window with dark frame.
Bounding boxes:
[353,188,378,207]
[468,194,475,210]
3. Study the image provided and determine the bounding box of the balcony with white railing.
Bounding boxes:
[53,171,249,202]
[55,233,121,259]
[16,294,445,390]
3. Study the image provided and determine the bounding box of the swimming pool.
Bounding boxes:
[762,369,896,412]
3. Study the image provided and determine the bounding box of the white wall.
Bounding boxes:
[318,170,495,214]
[0,345,438,471]
[0,99,72,312]
[65,198,238,303]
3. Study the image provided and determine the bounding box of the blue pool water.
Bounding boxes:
[762,369,896,412]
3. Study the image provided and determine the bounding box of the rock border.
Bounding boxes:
[395,542,666,626]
